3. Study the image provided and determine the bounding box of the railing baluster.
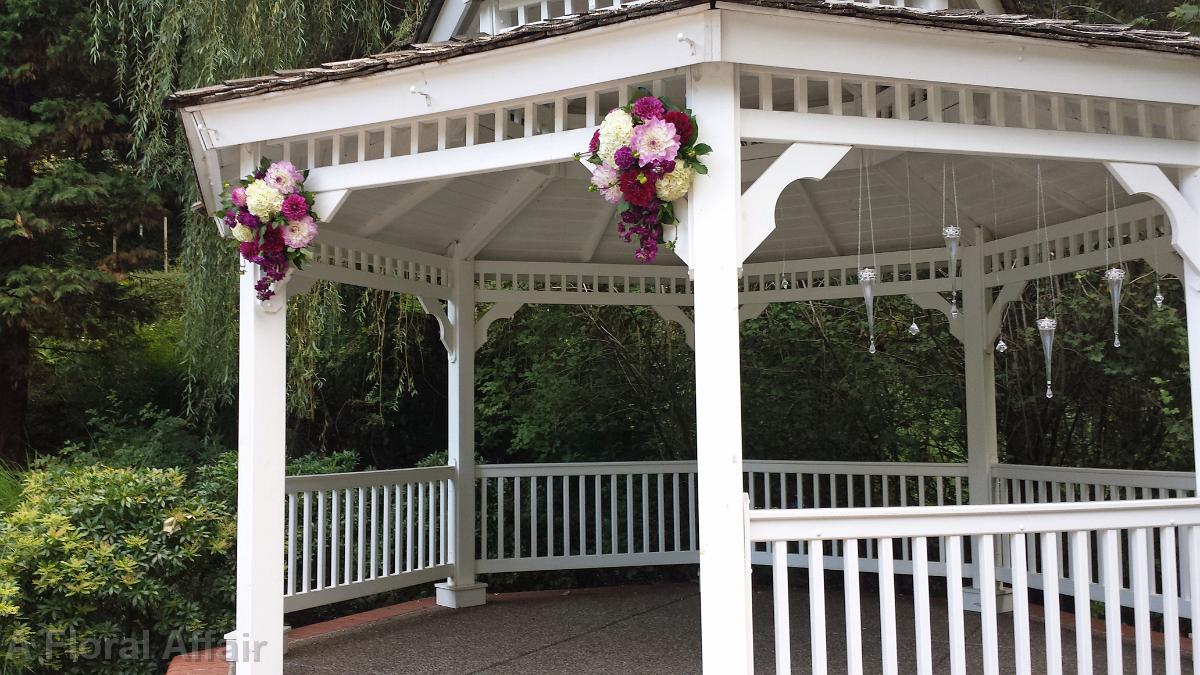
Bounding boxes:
[914,536,932,675]
[531,475,539,558]
[382,485,391,576]
[1130,527,1152,673]
[844,538,863,675]
[809,539,827,675]
[979,535,1000,675]
[1161,526,1181,675]
[641,474,650,553]
[317,490,327,590]
[879,537,898,675]
[564,475,572,557]
[1070,528,1093,674]
[672,473,681,552]
[688,472,697,550]
[657,473,665,552]
[946,535,967,675]
[369,486,378,578]
[330,488,340,585]
[287,492,297,595]
[344,489,353,584]
[626,474,634,555]
[610,474,618,554]
[1040,531,1063,675]
[302,491,312,592]
[1011,533,1032,675]
[417,482,426,569]
[772,541,792,675]
[481,477,489,561]
[1101,528,1123,675]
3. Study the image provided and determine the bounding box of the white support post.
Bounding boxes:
[436,254,488,608]
[1181,168,1200,495]
[232,270,288,672]
[688,61,753,674]
[230,146,288,674]
[960,228,1013,614]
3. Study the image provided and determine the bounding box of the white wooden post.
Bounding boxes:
[435,254,488,607]
[232,266,288,671]
[1181,168,1200,495]
[688,61,754,674]
[960,226,1014,613]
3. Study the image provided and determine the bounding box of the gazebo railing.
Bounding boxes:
[748,498,1200,675]
[282,466,454,612]
[280,460,1197,613]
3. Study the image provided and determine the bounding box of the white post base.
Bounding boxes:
[225,626,290,663]
[963,586,1014,614]
[435,582,488,608]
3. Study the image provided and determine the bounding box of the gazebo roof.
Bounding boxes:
[167,0,1200,108]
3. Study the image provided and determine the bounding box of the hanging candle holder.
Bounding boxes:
[1104,267,1125,347]
[860,267,878,354]
[1037,317,1057,399]
[943,225,962,317]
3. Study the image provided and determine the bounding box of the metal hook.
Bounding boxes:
[676,33,697,56]
[410,85,432,107]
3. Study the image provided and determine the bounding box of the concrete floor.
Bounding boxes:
[284,582,1191,674]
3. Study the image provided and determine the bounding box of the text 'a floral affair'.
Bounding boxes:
[220,159,320,301]
[579,95,710,263]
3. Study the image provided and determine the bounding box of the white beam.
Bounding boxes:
[1178,167,1200,494]
[740,142,851,262]
[721,7,1200,106]
[960,228,996,511]
[688,61,754,675]
[305,129,586,194]
[460,170,555,259]
[579,204,617,263]
[188,9,710,148]
[742,110,1200,167]
[312,189,350,222]
[359,179,451,236]
[739,303,767,322]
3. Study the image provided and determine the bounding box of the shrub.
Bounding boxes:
[0,464,235,674]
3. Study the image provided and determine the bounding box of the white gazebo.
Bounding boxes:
[171,2,1200,673]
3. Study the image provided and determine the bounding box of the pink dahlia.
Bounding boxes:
[629,118,680,167]
[230,186,247,207]
[631,96,665,120]
[282,216,319,249]
[590,162,623,204]
[265,160,304,194]
[281,193,309,221]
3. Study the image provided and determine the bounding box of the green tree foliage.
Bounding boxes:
[0,0,167,465]
[1003,0,1200,32]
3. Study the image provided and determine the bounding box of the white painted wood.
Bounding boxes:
[689,61,753,675]
[878,538,898,675]
[945,535,967,675]
[962,228,997,513]
[742,109,1199,166]
[1070,530,1093,675]
[809,539,827,675]
[772,541,792,675]
[844,538,863,675]
[1010,533,1031,675]
[913,536,933,675]
[1130,527,1152,673]
[1161,528,1181,675]
[359,179,451,236]
[1107,163,1200,276]
[1101,528,1122,675]
[1040,531,1063,675]
[739,142,850,263]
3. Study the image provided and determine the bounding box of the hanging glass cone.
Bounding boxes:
[860,267,878,354]
[1105,267,1125,347]
[995,338,1008,353]
[1037,317,1057,399]
[943,225,962,317]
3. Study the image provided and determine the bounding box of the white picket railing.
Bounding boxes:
[748,498,1200,675]
[283,460,1195,613]
[283,466,454,612]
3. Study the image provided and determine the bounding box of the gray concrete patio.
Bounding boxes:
[284,581,1192,674]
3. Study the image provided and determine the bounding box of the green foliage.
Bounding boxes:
[0,464,235,674]
[0,463,23,514]
[1005,0,1200,32]
[57,405,224,471]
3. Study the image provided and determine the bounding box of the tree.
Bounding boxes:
[1001,0,1200,33]
[0,0,164,465]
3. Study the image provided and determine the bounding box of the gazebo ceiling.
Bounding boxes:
[325,149,1146,266]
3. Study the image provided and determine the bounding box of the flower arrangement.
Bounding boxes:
[580,95,710,262]
[219,159,319,300]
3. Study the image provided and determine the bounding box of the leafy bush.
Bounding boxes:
[0,462,22,514]
[0,464,235,674]
[57,404,223,472]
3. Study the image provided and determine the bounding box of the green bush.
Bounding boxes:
[0,464,235,674]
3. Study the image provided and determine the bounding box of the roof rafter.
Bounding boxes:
[358,179,452,237]
[460,169,556,259]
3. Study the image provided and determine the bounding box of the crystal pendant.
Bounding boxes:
[1155,286,1164,310]
[1037,317,1057,399]
[995,338,1008,353]
[860,267,878,354]
[908,321,920,336]
[950,299,959,318]
[1105,268,1125,347]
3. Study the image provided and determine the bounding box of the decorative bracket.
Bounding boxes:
[739,143,851,264]
[1106,162,1200,274]
[985,282,1026,350]
[418,295,456,363]
[738,303,767,323]
[312,189,350,222]
[652,305,695,350]
[475,302,523,352]
[909,292,963,343]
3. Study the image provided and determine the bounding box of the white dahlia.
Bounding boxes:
[597,109,634,164]
[245,179,284,220]
[655,161,693,202]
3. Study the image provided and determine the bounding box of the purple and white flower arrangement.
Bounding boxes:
[220,158,319,300]
[579,95,710,262]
